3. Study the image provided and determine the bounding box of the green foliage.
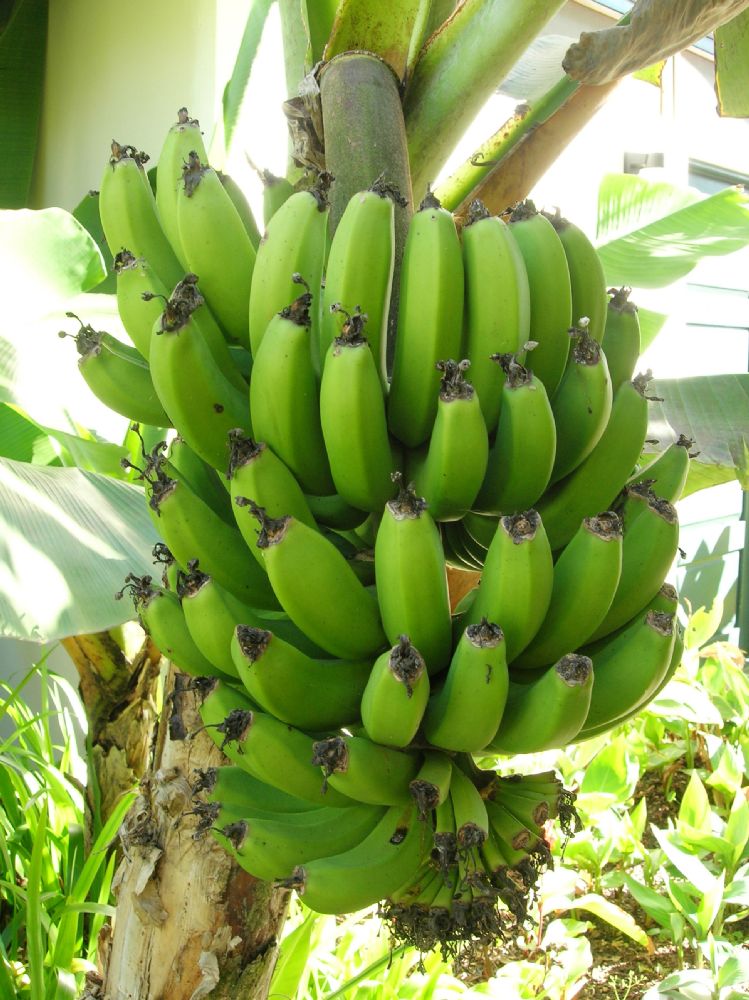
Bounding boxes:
[0,661,135,996]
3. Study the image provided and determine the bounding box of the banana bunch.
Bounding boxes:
[70,110,691,945]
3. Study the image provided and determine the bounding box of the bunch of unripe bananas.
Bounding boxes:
[69,107,689,945]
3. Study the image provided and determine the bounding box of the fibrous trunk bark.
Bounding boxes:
[92,667,289,1000]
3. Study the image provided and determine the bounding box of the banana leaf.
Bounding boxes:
[596,174,749,289]
[0,457,159,642]
[715,6,749,116]
[222,0,275,151]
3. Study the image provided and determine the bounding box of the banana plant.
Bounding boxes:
[3,1,749,997]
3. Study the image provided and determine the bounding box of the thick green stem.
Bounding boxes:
[325,0,423,80]
[404,0,566,200]
[320,51,413,367]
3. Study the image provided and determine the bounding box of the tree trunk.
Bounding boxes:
[91,667,290,1000]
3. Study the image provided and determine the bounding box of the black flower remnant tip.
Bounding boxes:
[233,498,289,549]
[436,359,474,401]
[331,303,368,347]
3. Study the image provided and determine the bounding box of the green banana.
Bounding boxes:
[197,681,353,806]
[228,431,316,564]
[508,200,572,398]
[627,435,693,504]
[217,802,386,882]
[151,541,181,592]
[178,562,243,677]
[230,624,371,731]
[587,494,679,641]
[319,308,395,511]
[65,314,170,427]
[387,190,464,446]
[409,751,453,818]
[312,734,421,805]
[537,373,652,551]
[166,435,234,526]
[580,610,676,733]
[113,250,168,359]
[248,506,386,659]
[283,803,429,915]
[448,763,489,850]
[155,107,208,267]
[249,285,334,495]
[116,573,222,677]
[176,151,256,347]
[260,169,295,227]
[217,170,262,250]
[148,280,250,471]
[422,620,508,752]
[374,480,452,674]
[487,654,594,755]
[361,636,430,748]
[249,185,329,359]
[464,510,553,663]
[304,492,369,531]
[462,511,499,551]
[545,210,607,343]
[318,181,399,382]
[192,765,319,820]
[601,287,640,390]
[475,353,556,516]
[549,323,613,485]
[409,360,489,521]
[462,201,530,433]
[146,466,278,609]
[99,140,183,290]
[513,512,623,670]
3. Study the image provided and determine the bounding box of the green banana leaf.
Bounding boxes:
[0,457,159,642]
[595,173,749,289]
[648,374,749,495]
[715,6,749,116]
[0,0,48,208]
[222,0,275,152]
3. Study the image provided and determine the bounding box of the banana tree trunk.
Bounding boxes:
[94,667,289,1000]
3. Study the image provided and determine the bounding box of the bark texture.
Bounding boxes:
[95,667,289,1000]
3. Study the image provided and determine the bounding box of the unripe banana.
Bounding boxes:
[217,802,385,883]
[319,308,395,511]
[260,169,295,227]
[508,200,573,398]
[146,468,278,609]
[198,684,353,807]
[283,803,428,915]
[409,360,489,521]
[319,181,398,382]
[230,625,371,731]
[176,151,256,347]
[217,170,262,249]
[248,506,386,659]
[545,210,608,343]
[113,250,169,359]
[374,481,452,674]
[513,512,623,670]
[177,562,241,677]
[155,107,208,267]
[422,620,508,753]
[537,374,652,551]
[549,323,613,484]
[116,573,221,677]
[387,190,464,446]
[487,654,594,754]
[360,636,430,748]
[65,315,170,427]
[193,764,319,817]
[475,353,556,516]
[148,281,251,471]
[151,541,181,592]
[304,492,369,531]
[249,286,334,495]
[442,521,484,572]
[587,495,679,642]
[580,609,676,733]
[627,435,693,505]
[462,511,499,551]
[464,510,553,663]
[249,185,329,359]
[409,751,453,818]
[100,141,183,290]
[312,734,421,806]
[227,431,316,564]
[448,764,489,850]
[462,201,530,433]
[601,288,640,390]
[166,435,234,526]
